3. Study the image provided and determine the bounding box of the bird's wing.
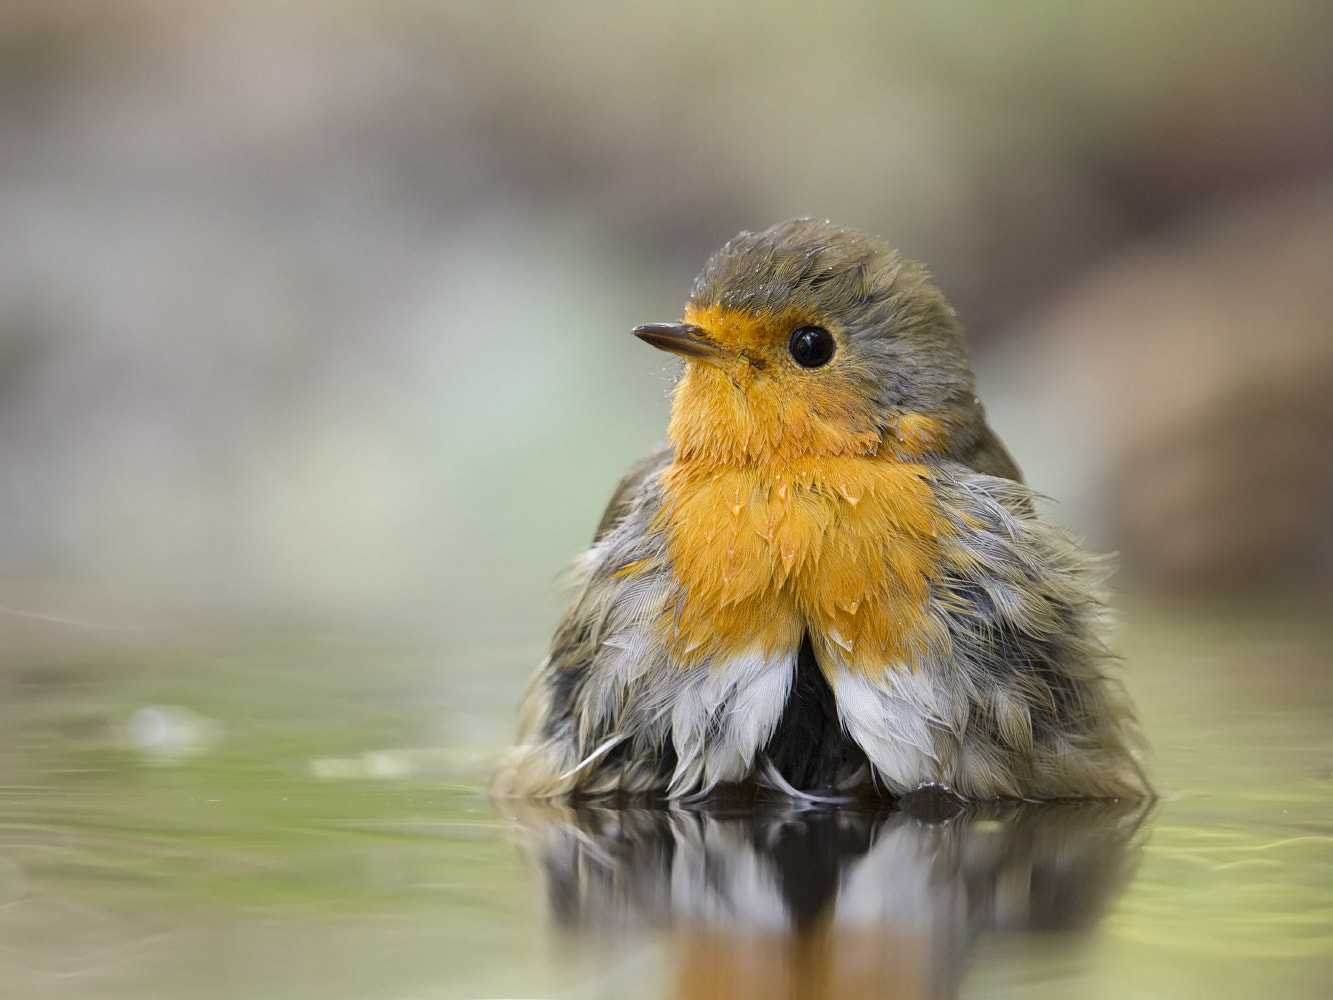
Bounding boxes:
[824,467,1146,799]
[953,419,1023,482]
[499,440,802,800]
[497,442,683,797]
[592,441,675,542]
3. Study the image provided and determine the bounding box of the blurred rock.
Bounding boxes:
[124,704,225,762]
[983,181,1333,593]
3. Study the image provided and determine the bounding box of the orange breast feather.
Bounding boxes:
[657,454,951,674]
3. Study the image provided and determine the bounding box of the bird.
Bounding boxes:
[494,219,1147,802]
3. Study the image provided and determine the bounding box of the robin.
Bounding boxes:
[495,219,1146,801]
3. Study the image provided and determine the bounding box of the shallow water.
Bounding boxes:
[0,602,1329,999]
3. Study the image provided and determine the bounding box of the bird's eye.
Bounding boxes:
[787,325,835,368]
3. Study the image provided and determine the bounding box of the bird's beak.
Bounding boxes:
[633,323,729,365]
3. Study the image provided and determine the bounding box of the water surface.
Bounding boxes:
[0,602,1329,998]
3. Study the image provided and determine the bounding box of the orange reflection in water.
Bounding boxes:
[502,795,1148,999]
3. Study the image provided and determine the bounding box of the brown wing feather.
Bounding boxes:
[592,441,675,542]
[955,421,1023,482]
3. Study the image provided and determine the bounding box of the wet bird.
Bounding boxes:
[495,219,1146,801]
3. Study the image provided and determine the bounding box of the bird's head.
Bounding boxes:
[636,219,984,466]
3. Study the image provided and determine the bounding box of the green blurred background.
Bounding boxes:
[2,0,1329,653]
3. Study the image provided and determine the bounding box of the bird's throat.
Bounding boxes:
[666,360,883,466]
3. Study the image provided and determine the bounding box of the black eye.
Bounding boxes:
[787,325,835,368]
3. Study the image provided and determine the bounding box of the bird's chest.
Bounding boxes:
[656,458,952,671]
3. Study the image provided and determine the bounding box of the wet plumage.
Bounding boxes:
[495,219,1147,801]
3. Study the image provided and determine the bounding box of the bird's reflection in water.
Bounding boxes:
[500,792,1149,999]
